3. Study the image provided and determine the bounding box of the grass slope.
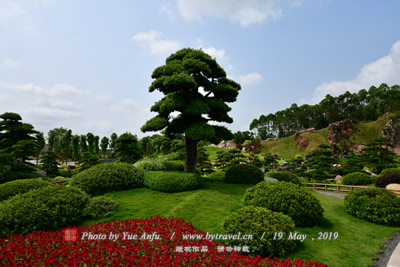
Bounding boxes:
[260,115,390,159]
[81,181,399,267]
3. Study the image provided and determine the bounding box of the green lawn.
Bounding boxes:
[81,181,400,267]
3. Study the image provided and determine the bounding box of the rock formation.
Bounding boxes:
[382,118,400,155]
[328,120,358,154]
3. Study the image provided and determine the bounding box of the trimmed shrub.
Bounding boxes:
[0,179,51,202]
[70,163,144,196]
[269,171,301,185]
[342,172,373,185]
[134,158,167,171]
[164,160,185,171]
[243,181,323,227]
[222,206,297,257]
[53,176,67,181]
[380,167,400,176]
[86,196,118,219]
[0,185,89,236]
[344,187,400,225]
[144,171,201,193]
[224,164,264,184]
[207,171,225,181]
[375,173,400,188]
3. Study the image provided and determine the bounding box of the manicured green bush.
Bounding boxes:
[207,171,225,181]
[53,176,67,181]
[0,179,51,202]
[269,171,301,185]
[222,205,297,257]
[342,172,373,185]
[164,160,185,171]
[380,167,400,176]
[134,158,167,171]
[0,185,89,236]
[243,181,323,227]
[86,196,118,219]
[375,173,400,188]
[143,171,201,193]
[344,187,400,225]
[59,164,69,169]
[70,163,144,196]
[224,164,264,184]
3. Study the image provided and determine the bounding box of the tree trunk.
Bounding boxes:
[185,137,197,173]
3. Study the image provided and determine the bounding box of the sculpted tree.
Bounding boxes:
[141,48,241,172]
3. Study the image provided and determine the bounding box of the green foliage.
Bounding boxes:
[250,84,400,139]
[0,178,51,202]
[70,163,144,195]
[224,164,264,184]
[269,171,301,185]
[134,157,168,171]
[196,146,212,175]
[86,196,118,219]
[0,112,39,183]
[344,187,400,225]
[100,136,109,157]
[151,136,171,155]
[53,176,67,181]
[114,132,142,163]
[40,151,59,178]
[58,170,73,178]
[361,137,397,173]
[233,131,254,145]
[375,173,400,188]
[0,185,89,236]
[243,181,324,227]
[164,160,185,171]
[342,172,373,185]
[78,152,99,171]
[223,206,297,257]
[142,48,240,172]
[304,144,335,180]
[207,171,225,181]
[143,171,202,193]
[380,167,400,176]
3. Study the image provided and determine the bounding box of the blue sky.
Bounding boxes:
[1,0,399,139]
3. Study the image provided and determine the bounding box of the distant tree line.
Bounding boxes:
[250,83,400,139]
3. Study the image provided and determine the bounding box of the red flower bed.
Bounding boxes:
[0,216,329,266]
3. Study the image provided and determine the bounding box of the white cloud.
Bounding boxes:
[0,81,152,137]
[305,40,400,104]
[2,59,20,68]
[176,0,282,26]
[291,1,303,7]
[201,46,228,63]
[132,30,180,56]
[238,72,264,87]
[0,2,24,23]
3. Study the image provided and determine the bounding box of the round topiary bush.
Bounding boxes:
[222,205,297,257]
[269,171,301,185]
[243,181,323,227]
[344,187,400,225]
[207,171,225,181]
[69,163,145,195]
[342,172,373,185]
[224,164,264,184]
[143,171,202,193]
[375,173,400,188]
[0,178,51,202]
[0,185,89,236]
